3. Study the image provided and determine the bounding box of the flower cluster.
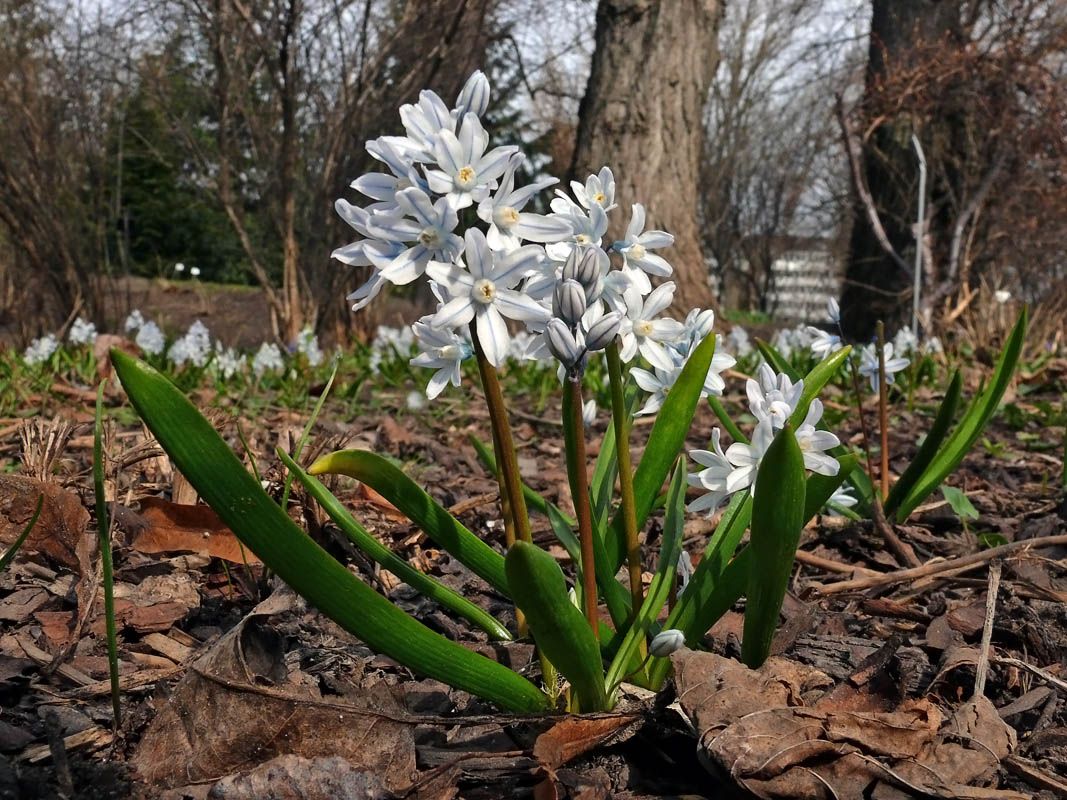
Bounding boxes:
[334,71,732,406]
[687,364,841,514]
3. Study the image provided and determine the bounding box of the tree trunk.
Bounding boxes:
[570,0,722,311]
[841,0,962,339]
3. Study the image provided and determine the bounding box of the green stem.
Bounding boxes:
[93,384,121,728]
[470,325,532,546]
[566,377,599,639]
[605,342,643,616]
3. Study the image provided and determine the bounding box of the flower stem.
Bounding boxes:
[470,326,531,546]
[566,376,600,639]
[605,342,643,616]
[876,321,890,500]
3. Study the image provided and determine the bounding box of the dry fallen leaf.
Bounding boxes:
[533,714,641,772]
[205,754,392,800]
[0,475,89,571]
[673,649,1025,800]
[131,590,416,792]
[129,497,261,564]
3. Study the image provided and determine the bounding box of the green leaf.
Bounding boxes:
[606,332,717,570]
[742,424,806,668]
[755,339,797,379]
[787,346,852,427]
[884,370,962,517]
[941,485,979,523]
[111,350,546,713]
[505,540,609,712]
[888,310,1028,521]
[804,454,857,521]
[279,451,511,641]
[309,449,509,596]
[0,495,43,573]
[604,462,686,693]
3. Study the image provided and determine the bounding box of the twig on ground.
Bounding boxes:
[972,561,1001,700]
[993,655,1067,695]
[794,550,880,576]
[810,534,1067,595]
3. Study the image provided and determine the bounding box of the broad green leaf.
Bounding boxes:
[884,370,962,517]
[755,339,796,379]
[0,495,43,572]
[604,462,686,693]
[787,346,852,427]
[888,309,1027,521]
[309,449,509,596]
[803,454,857,521]
[606,332,717,570]
[505,541,609,712]
[941,485,979,523]
[111,350,546,713]
[742,424,806,668]
[279,451,511,641]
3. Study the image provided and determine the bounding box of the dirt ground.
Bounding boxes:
[0,353,1065,798]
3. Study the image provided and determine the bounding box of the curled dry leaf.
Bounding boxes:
[131,590,416,792]
[0,475,89,571]
[672,649,1024,799]
[128,496,261,565]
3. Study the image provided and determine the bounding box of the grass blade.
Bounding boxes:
[93,383,121,727]
[883,370,962,518]
[889,310,1027,521]
[309,449,509,596]
[279,450,511,641]
[111,350,547,713]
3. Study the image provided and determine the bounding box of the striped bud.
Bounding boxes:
[649,629,686,658]
[553,280,587,327]
[545,318,583,367]
[584,311,622,352]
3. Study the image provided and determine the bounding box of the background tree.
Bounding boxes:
[840,0,1067,338]
[570,0,722,310]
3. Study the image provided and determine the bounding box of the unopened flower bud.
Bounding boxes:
[649,629,685,658]
[455,71,490,118]
[553,280,587,327]
[584,311,622,352]
[545,318,583,367]
[562,246,603,291]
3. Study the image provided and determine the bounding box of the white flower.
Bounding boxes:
[994,289,1012,304]
[425,113,517,210]
[722,416,775,497]
[827,485,858,515]
[454,70,490,119]
[807,327,842,358]
[582,399,596,427]
[124,309,145,333]
[295,327,324,367]
[23,334,58,365]
[614,203,674,295]
[858,343,910,392]
[727,326,752,357]
[214,346,246,379]
[169,320,212,367]
[569,167,616,212]
[364,187,463,285]
[388,89,454,164]
[893,326,918,356]
[747,364,803,429]
[406,390,426,411]
[135,321,165,355]
[795,399,841,476]
[174,262,186,273]
[476,154,570,251]
[687,429,734,515]
[252,342,285,375]
[617,282,685,370]
[827,297,841,324]
[410,318,471,399]
[69,318,97,346]
[545,202,609,262]
[428,228,549,367]
[190,266,201,278]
